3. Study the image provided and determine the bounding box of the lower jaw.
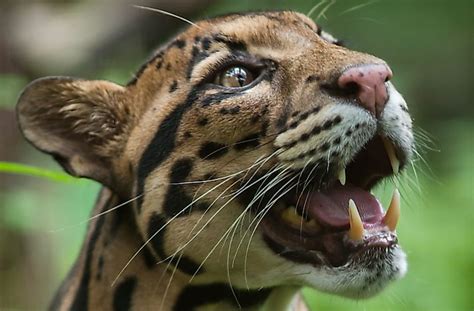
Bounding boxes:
[260,211,399,268]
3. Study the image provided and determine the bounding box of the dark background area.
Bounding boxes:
[0,0,472,310]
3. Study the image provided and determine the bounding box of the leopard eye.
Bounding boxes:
[215,66,254,87]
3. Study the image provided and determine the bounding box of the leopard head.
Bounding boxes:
[17,11,413,299]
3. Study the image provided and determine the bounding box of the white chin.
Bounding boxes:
[303,246,407,299]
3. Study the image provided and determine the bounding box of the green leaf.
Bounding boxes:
[0,161,78,183]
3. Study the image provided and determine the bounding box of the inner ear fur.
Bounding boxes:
[17,76,134,188]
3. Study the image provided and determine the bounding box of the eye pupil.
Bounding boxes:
[228,67,247,86]
[217,66,254,87]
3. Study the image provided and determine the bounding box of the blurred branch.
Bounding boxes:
[0,161,78,183]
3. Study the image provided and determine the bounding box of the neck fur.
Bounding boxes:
[49,188,303,311]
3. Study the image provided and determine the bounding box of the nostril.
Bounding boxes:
[320,80,359,99]
[340,81,360,97]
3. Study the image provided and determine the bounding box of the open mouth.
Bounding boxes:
[258,135,404,267]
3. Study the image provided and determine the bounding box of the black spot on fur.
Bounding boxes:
[113,277,137,311]
[198,118,208,126]
[183,131,193,139]
[276,114,287,129]
[147,213,203,275]
[156,60,163,70]
[299,111,309,122]
[204,172,215,180]
[136,88,201,213]
[186,46,210,79]
[169,80,178,93]
[234,133,260,151]
[311,126,322,135]
[65,192,110,311]
[285,141,297,149]
[321,142,330,151]
[199,142,228,159]
[163,159,194,217]
[276,101,291,130]
[166,63,172,71]
[142,246,156,269]
[311,106,321,114]
[323,120,333,130]
[174,283,272,311]
[147,213,168,258]
[171,39,186,49]
[128,50,165,86]
[261,120,269,137]
[219,106,241,115]
[127,63,148,86]
[200,89,244,107]
[400,104,409,113]
[201,37,212,50]
[250,114,260,124]
[263,234,323,266]
[195,202,211,212]
[191,46,199,58]
[213,34,247,51]
[96,256,104,281]
[306,75,320,83]
[128,162,134,176]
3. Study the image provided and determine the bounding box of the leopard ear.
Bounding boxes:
[17,77,133,188]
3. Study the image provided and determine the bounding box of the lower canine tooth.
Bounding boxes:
[281,207,304,226]
[338,168,346,186]
[348,199,364,241]
[305,218,321,230]
[382,137,400,174]
[383,188,400,231]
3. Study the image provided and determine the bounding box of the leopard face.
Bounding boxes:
[17,11,413,301]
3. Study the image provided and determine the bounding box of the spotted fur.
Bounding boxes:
[17,11,413,311]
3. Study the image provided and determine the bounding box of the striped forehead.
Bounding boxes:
[194,12,319,48]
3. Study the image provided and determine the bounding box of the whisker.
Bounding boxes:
[49,193,144,233]
[316,0,336,21]
[243,180,298,288]
[132,5,202,30]
[161,164,285,268]
[338,0,379,16]
[186,167,291,282]
[230,166,294,268]
[110,175,234,287]
[307,0,328,18]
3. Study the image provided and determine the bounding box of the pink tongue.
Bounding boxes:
[303,185,384,228]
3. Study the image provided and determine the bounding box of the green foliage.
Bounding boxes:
[0,161,78,183]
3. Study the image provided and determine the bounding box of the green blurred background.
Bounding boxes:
[0,0,472,310]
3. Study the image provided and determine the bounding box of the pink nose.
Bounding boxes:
[337,64,393,117]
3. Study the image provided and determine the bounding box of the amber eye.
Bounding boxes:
[215,66,254,87]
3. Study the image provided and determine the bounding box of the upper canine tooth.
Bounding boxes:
[382,137,400,174]
[338,168,346,186]
[348,199,364,241]
[383,188,400,231]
